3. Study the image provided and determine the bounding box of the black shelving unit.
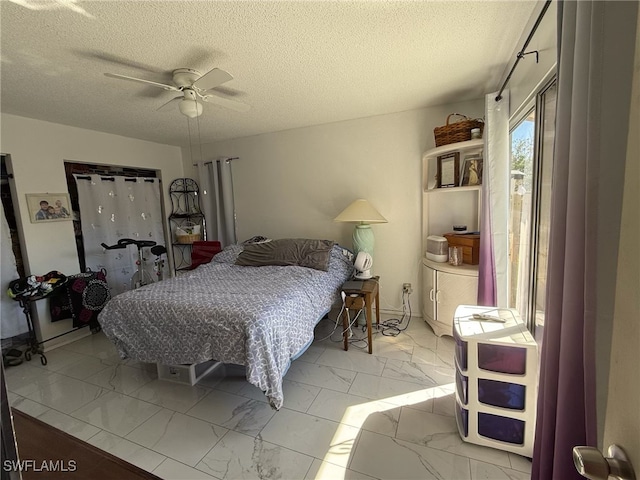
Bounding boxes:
[168,178,205,272]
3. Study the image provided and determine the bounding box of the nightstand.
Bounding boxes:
[341,276,380,354]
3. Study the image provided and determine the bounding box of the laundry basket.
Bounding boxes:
[175,222,202,244]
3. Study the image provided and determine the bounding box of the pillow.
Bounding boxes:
[242,235,272,245]
[212,244,244,264]
[235,238,336,271]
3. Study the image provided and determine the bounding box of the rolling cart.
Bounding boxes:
[8,269,113,367]
[8,272,69,366]
[14,294,49,365]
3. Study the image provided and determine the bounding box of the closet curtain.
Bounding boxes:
[197,158,237,247]
[74,175,166,296]
[532,1,638,478]
[478,91,509,307]
[1,206,25,339]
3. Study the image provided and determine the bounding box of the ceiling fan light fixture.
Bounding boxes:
[105,65,250,115]
[179,99,203,118]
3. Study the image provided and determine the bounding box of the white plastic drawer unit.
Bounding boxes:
[157,360,222,386]
[453,305,538,458]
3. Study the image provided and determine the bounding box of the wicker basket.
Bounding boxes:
[434,113,484,147]
[175,222,202,244]
[176,233,201,244]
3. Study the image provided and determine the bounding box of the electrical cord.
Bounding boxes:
[356,277,413,337]
[316,299,347,342]
[316,303,365,344]
[376,291,412,337]
[319,290,413,352]
[351,293,412,354]
[317,293,362,343]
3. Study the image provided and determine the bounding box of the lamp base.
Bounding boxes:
[353,224,374,256]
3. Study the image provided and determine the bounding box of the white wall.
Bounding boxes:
[504,0,557,119]
[0,114,183,348]
[603,8,639,463]
[184,100,484,318]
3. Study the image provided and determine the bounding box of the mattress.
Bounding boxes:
[98,243,353,409]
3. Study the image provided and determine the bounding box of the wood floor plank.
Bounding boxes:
[10,408,161,480]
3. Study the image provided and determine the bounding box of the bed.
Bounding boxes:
[98,239,354,409]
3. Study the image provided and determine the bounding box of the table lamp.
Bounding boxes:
[334,199,387,257]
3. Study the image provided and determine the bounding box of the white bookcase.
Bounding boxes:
[453,305,538,457]
[422,139,483,336]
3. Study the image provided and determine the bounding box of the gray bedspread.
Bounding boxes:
[98,244,353,409]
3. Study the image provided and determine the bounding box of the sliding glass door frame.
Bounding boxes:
[508,75,557,336]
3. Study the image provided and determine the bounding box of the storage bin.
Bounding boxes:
[478,378,526,410]
[157,360,221,386]
[478,412,525,445]
[456,401,469,437]
[456,370,468,405]
[478,343,527,374]
[453,305,538,457]
[454,327,468,370]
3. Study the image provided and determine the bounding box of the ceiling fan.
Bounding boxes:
[104,67,250,117]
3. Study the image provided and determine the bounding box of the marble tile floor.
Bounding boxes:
[5,314,532,480]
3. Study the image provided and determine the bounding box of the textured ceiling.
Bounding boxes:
[0,0,538,147]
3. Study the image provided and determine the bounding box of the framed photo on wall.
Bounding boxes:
[26,193,72,223]
[437,152,460,188]
[461,155,483,186]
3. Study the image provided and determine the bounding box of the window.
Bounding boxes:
[509,111,535,322]
[509,79,557,338]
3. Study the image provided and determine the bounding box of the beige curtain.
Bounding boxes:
[197,158,237,247]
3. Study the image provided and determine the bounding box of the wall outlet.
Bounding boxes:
[403,283,413,294]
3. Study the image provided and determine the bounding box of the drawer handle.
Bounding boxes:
[429,288,435,301]
[435,290,441,303]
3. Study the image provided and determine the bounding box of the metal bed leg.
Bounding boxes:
[18,299,47,366]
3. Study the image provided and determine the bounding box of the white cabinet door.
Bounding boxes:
[422,264,436,321]
[436,271,478,328]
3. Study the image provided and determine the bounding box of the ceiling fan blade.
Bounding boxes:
[202,91,250,112]
[104,73,179,91]
[193,68,233,91]
[157,96,183,111]
[79,50,168,75]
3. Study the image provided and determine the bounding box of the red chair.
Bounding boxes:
[188,241,222,270]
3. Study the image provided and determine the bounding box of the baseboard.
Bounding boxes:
[378,307,422,318]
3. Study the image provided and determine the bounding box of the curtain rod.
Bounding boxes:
[75,175,157,182]
[192,157,239,167]
[495,0,552,102]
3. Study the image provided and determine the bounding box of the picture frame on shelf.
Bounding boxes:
[437,152,460,188]
[26,193,72,223]
[461,155,483,186]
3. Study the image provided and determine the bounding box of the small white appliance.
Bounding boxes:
[426,235,449,262]
[354,251,373,279]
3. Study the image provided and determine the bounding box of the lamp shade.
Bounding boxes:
[334,199,387,224]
